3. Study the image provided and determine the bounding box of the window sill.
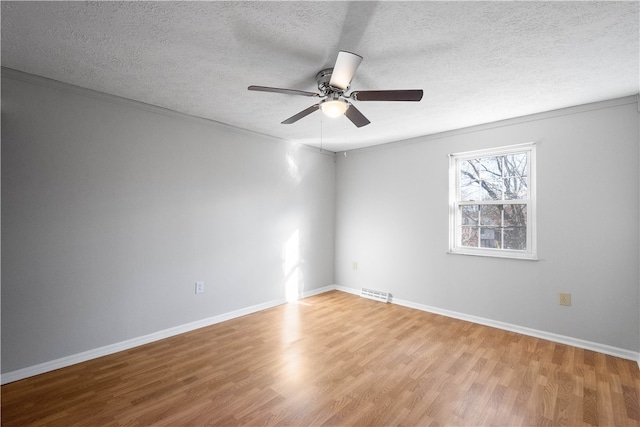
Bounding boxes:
[447,249,538,261]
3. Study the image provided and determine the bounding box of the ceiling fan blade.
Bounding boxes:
[248,85,319,97]
[329,51,363,91]
[282,104,320,124]
[344,103,370,128]
[351,90,423,102]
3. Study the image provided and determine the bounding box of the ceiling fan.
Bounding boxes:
[248,51,423,128]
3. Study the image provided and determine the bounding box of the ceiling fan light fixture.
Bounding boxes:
[320,99,349,118]
[248,50,422,127]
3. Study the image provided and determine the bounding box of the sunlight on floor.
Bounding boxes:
[281,296,303,382]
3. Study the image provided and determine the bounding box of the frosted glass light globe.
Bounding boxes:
[320,99,348,118]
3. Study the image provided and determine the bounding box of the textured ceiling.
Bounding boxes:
[2,1,639,152]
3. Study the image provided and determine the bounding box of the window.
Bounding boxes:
[449,143,536,260]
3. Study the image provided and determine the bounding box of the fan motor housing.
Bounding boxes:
[316,68,345,94]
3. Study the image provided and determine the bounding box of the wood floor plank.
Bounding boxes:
[2,290,639,426]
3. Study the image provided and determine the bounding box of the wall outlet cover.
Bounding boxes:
[559,292,571,306]
[195,281,205,294]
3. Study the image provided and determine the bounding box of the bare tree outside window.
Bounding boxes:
[450,144,536,259]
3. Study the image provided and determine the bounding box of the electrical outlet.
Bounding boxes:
[559,292,571,306]
[352,261,358,270]
[195,281,205,294]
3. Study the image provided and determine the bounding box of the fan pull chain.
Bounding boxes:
[320,114,323,152]
[343,112,348,148]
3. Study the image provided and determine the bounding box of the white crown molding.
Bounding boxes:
[339,94,639,155]
[0,67,337,157]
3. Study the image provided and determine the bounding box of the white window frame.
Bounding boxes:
[448,143,537,260]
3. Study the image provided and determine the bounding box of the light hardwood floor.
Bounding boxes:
[2,290,639,426]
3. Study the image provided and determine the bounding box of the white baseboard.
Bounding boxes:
[1,297,289,385]
[333,285,360,296]
[333,285,640,364]
[1,286,338,385]
[301,285,336,298]
[3,284,637,384]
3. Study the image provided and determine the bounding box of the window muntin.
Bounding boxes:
[449,144,536,259]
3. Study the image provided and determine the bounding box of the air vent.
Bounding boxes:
[360,288,390,303]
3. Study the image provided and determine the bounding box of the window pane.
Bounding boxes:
[478,157,503,202]
[504,227,526,250]
[460,153,529,201]
[503,177,528,199]
[503,204,527,249]
[460,158,503,201]
[460,180,482,201]
[480,205,501,225]
[478,157,502,181]
[480,227,499,248]
[460,226,478,247]
[503,153,528,200]
[503,153,528,178]
[503,204,527,228]
[459,204,527,250]
[459,161,482,201]
[461,205,478,225]
[481,179,503,201]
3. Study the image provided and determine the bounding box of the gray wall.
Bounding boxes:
[1,72,336,373]
[3,69,639,376]
[335,98,640,352]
